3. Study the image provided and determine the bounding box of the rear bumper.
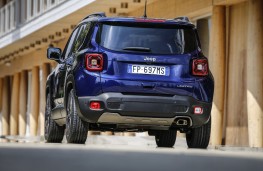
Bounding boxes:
[77,93,212,128]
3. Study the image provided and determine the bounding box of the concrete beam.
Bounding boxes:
[0,37,68,78]
[128,0,212,20]
[0,49,49,77]
[213,0,247,5]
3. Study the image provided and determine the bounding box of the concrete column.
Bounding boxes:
[88,131,101,135]
[225,2,248,146]
[124,132,135,136]
[101,132,113,136]
[0,78,2,135]
[247,0,263,147]
[10,73,20,135]
[39,63,50,136]
[209,6,226,145]
[30,66,40,136]
[26,71,32,136]
[114,132,124,136]
[197,19,210,57]
[19,70,27,136]
[0,78,2,112]
[50,61,57,70]
[2,77,10,135]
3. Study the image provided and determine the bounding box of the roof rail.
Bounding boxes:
[82,12,106,21]
[174,16,190,22]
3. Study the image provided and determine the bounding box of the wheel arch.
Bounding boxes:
[45,74,54,100]
[45,77,52,104]
[64,74,76,111]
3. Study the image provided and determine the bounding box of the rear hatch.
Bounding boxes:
[97,20,198,96]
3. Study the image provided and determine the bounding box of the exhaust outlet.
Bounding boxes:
[176,119,188,126]
[174,116,192,127]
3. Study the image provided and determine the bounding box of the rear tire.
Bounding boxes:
[155,130,177,147]
[186,118,211,149]
[45,93,65,143]
[66,89,88,144]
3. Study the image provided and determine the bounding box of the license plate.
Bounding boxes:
[128,64,169,76]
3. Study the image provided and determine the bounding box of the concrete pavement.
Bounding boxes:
[0,135,263,171]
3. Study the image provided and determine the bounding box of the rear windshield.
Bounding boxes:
[99,23,198,55]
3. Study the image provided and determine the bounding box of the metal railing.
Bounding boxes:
[0,1,15,36]
[0,0,67,37]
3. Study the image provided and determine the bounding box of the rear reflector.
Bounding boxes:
[85,54,103,71]
[192,59,208,76]
[194,106,203,115]
[90,102,101,110]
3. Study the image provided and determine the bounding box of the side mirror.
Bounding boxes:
[47,47,62,63]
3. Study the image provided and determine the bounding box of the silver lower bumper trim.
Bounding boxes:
[98,112,176,126]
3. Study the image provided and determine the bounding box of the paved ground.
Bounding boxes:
[0,135,263,171]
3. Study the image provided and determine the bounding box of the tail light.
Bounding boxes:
[85,54,103,71]
[192,59,208,76]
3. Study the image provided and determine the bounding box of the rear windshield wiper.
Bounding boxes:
[123,47,151,52]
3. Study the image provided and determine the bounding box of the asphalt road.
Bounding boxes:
[0,135,263,171]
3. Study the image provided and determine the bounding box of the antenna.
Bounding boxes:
[143,0,147,18]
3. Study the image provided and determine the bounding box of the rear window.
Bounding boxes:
[99,23,198,55]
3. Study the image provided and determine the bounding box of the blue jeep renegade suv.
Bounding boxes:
[45,13,214,148]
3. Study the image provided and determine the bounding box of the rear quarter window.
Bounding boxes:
[72,22,92,53]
